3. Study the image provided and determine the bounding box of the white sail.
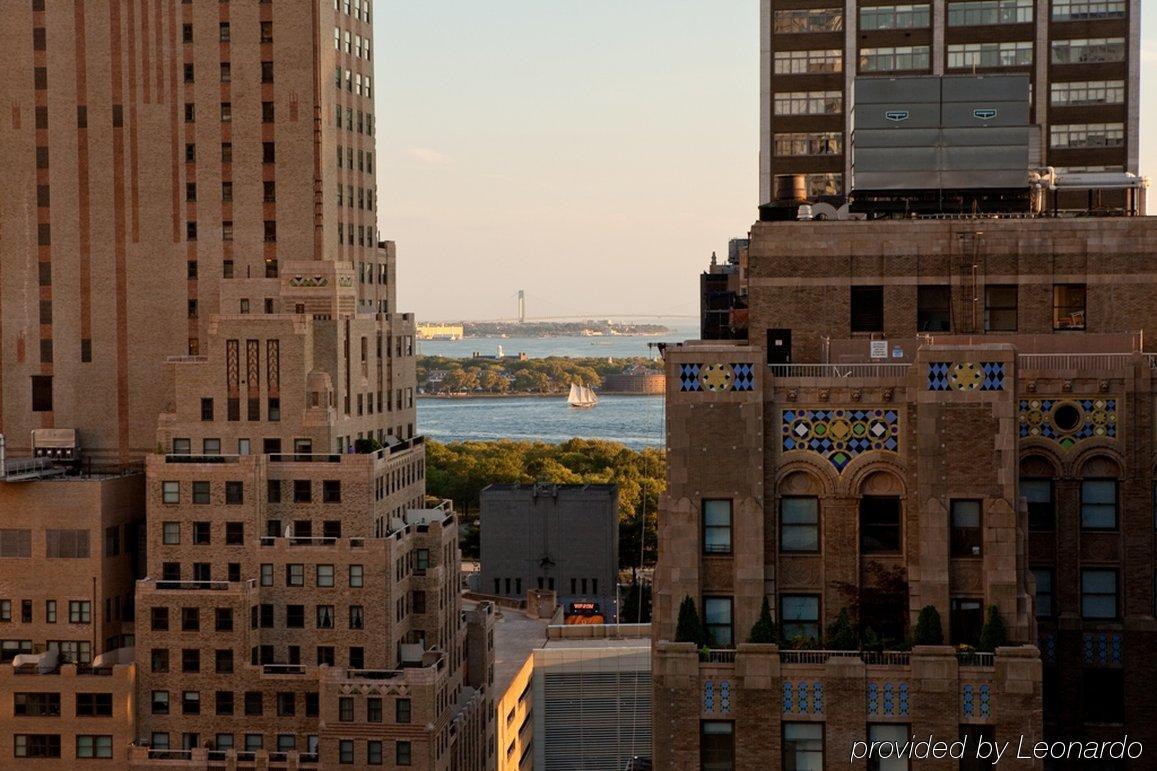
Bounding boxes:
[568,383,597,408]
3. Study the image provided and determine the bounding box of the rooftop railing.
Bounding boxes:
[769,363,911,379]
[1018,353,1137,371]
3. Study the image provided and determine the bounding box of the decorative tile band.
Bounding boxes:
[962,684,991,718]
[678,363,755,392]
[928,362,1005,392]
[1083,633,1122,666]
[1019,398,1117,450]
[782,681,823,715]
[703,679,733,714]
[867,681,910,717]
[781,408,900,471]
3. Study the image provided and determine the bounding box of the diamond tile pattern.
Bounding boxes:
[782,408,900,471]
[677,362,755,392]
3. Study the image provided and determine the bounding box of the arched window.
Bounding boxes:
[1019,455,1056,531]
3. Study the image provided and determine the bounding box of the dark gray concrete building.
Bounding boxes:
[481,483,619,621]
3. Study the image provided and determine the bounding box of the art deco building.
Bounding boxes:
[655,215,1157,768]
[760,0,1141,202]
[0,2,494,767]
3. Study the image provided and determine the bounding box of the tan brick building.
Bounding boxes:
[656,217,1157,768]
[0,2,495,768]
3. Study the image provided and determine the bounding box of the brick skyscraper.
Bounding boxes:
[0,2,494,767]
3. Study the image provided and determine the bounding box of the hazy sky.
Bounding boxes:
[376,2,1156,322]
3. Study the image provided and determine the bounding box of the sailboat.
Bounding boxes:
[567,382,598,409]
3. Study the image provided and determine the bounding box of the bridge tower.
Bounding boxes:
[517,290,526,323]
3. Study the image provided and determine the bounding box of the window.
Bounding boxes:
[323,480,342,503]
[917,286,951,332]
[780,497,819,552]
[225,522,244,545]
[338,696,354,722]
[339,739,355,764]
[151,607,169,631]
[950,500,982,558]
[1053,1,1126,21]
[950,598,983,645]
[45,601,55,623]
[46,529,89,558]
[368,741,383,765]
[287,564,305,586]
[703,500,732,554]
[773,132,843,156]
[947,41,1034,69]
[1051,38,1126,65]
[773,8,843,32]
[14,693,61,716]
[781,595,820,643]
[294,480,311,503]
[396,742,412,766]
[396,698,412,723]
[316,605,335,628]
[783,722,824,769]
[1082,668,1125,723]
[261,61,275,83]
[69,600,91,623]
[1081,569,1118,619]
[31,376,52,412]
[948,0,1033,26]
[243,692,262,716]
[181,648,200,673]
[15,735,61,759]
[774,91,843,116]
[1051,123,1124,149]
[75,692,112,717]
[215,649,233,674]
[774,49,842,74]
[868,724,910,771]
[151,691,170,714]
[260,564,273,586]
[192,522,210,545]
[150,649,169,672]
[225,481,243,504]
[286,605,305,628]
[860,496,901,553]
[702,597,733,648]
[850,286,884,333]
[161,481,180,505]
[192,481,211,504]
[1051,80,1125,107]
[349,565,363,587]
[317,565,335,587]
[1022,478,1054,531]
[860,46,930,73]
[277,692,295,716]
[984,285,1017,332]
[700,721,734,771]
[861,4,930,29]
[1081,479,1117,530]
[0,529,31,558]
[1032,568,1054,619]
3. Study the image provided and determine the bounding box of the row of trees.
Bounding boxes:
[676,598,1009,653]
[417,356,661,395]
[425,438,665,568]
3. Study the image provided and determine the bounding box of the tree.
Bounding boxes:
[912,605,944,646]
[826,608,858,650]
[978,605,1008,652]
[748,596,776,644]
[675,596,706,647]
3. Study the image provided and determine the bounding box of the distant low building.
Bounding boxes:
[478,596,651,771]
[417,322,465,340]
[602,367,665,394]
[481,484,619,621]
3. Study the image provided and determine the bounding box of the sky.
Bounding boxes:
[376,2,1157,322]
